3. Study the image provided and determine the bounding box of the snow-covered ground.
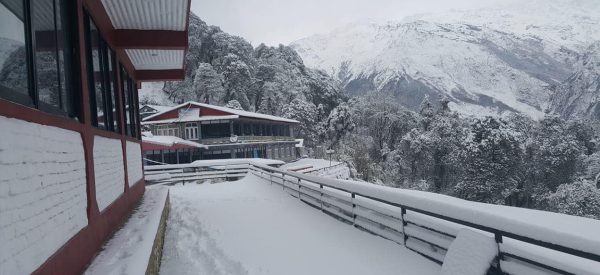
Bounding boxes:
[160,174,440,275]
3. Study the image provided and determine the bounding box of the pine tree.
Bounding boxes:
[192,63,225,104]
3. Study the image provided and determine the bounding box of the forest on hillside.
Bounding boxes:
[145,14,600,219]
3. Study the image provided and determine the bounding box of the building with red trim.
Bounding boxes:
[142,101,301,164]
[0,0,190,274]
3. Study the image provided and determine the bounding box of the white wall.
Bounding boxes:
[93,136,124,211]
[126,141,143,186]
[0,116,88,275]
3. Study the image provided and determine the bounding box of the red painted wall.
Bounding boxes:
[201,107,231,116]
[146,103,235,121]
[151,108,180,120]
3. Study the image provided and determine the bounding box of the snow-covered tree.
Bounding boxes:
[325,103,355,148]
[281,98,321,146]
[192,63,224,104]
[545,179,600,219]
[225,100,243,110]
[453,117,524,204]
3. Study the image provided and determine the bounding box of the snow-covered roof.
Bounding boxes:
[142,101,300,124]
[142,134,207,149]
[142,115,240,125]
[141,104,172,113]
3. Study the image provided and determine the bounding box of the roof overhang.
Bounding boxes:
[88,0,191,81]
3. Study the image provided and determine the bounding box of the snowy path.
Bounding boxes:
[160,174,440,275]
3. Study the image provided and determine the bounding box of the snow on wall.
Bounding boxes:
[85,188,168,275]
[126,141,143,186]
[0,116,88,275]
[94,136,124,211]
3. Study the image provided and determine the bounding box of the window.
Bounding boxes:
[233,121,241,136]
[0,0,78,117]
[155,124,179,137]
[185,123,198,140]
[107,49,119,132]
[201,121,230,139]
[243,122,251,135]
[121,66,138,138]
[85,13,123,132]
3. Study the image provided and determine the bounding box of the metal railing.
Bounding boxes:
[144,161,600,274]
[200,136,296,145]
[144,162,252,185]
[246,163,600,275]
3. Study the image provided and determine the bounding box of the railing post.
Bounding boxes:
[270,174,272,185]
[495,233,503,274]
[401,207,407,246]
[319,184,324,211]
[351,193,356,226]
[298,178,301,199]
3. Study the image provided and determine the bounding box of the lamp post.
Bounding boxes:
[326,149,335,167]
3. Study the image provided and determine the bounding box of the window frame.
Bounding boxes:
[185,122,199,140]
[85,12,122,132]
[0,0,80,119]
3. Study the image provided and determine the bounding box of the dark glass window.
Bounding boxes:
[132,84,140,137]
[0,0,29,103]
[0,0,78,117]
[121,67,132,136]
[243,122,251,135]
[84,15,106,128]
[201,122,230,138]
[233,121,241,136]
[253,123,260,136]
[107,49,119,132]
[85,13,122,132]
[121,66,138,138]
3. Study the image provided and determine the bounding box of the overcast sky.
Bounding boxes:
[190,0,509,46]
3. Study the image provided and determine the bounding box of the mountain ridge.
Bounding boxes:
[291,0,600,119]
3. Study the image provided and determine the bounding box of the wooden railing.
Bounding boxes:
[144,161,600,274]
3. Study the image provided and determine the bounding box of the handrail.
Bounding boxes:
[247,162,600,274]
[144,160,600,274]
[302,162,346,175]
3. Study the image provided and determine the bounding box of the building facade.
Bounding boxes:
[142,101,300,164]
[0,0,190,274]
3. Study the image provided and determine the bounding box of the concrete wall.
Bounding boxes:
[0,116,88,275]
[94,136,125,211]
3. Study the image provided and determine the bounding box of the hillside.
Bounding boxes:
[291,0,600,119]
[147,14,343,117]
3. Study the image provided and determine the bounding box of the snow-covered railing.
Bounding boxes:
[144,163,250,185]
[247,162,600,275]
[143,159,285,185]
[302,162,350,179]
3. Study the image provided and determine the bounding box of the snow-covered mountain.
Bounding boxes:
[0,37,23,69]
[291,0,600,118]
[550,42,600,120]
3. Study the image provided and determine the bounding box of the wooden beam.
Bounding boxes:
[113,30,188,49]
[136,69,185,81]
